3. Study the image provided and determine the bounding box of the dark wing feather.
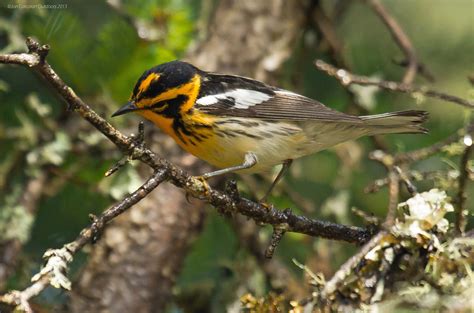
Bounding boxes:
[196,73,361,123]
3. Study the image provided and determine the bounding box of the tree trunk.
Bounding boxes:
[69,1,308,312]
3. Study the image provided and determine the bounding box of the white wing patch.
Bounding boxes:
[196,89,271,109]
[274,90,302,97]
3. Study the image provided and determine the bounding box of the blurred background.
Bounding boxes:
[0,0,472,312]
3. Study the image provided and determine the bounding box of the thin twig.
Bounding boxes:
[265,223,288,259]
[365,169,459,193]
[352,207,381,227]
[368,150,400,226]
[312,1,347,68]
[384,170,400,227]
[395,123,474,163]
[392,58,435,83]
[314,60,474,109]
[394,166,417,195]
[367,0,421,84]
[455,135,473,234]
[320,231,388,299]
[105,122,145,177]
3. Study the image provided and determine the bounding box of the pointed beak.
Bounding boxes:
[112,101,138,117]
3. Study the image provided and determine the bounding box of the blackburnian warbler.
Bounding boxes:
[113,61,428,199]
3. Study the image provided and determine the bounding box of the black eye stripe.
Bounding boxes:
[150,94,189,117]
[150,99,168,109]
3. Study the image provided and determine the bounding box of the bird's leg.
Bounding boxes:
[260,159,293,203]
[199,152,258,179]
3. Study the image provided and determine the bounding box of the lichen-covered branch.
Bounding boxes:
[298,189,471,312]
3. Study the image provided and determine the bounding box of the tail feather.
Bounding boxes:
[360,110,429,135]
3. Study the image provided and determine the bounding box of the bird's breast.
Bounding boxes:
[139,110,313,173]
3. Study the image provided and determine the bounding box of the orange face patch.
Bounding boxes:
[138,73,160,95]
[136,74,201,112]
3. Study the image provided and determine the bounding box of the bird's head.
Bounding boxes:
[112,60,201,119]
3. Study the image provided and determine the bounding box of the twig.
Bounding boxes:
[351,207,381,227]
[394,166,417,195]
[0,276,49,313]
[0,53,39,66]
[368,150,400,227]
[229,216,305,297]
[105,121,145,177]
[395,123,474,163]
[384,170,400,227]
[314,60,474,109]
[455,134,473,234]
[367,0,423,84]
[392,58,435,83]
[320,231,388,299]
[265,222,288,259]
[365,168,459,193]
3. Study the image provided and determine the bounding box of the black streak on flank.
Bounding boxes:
[233,130,263,140]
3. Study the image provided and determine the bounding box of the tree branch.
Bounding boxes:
[314,59,474,109]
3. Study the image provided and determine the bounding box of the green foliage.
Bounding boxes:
[0,0,472,311]
[0,186,33,243]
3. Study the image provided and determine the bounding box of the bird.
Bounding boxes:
[112,60,428,201]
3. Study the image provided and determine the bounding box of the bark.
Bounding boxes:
[189,0,306,83]
[69,0,308,312]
